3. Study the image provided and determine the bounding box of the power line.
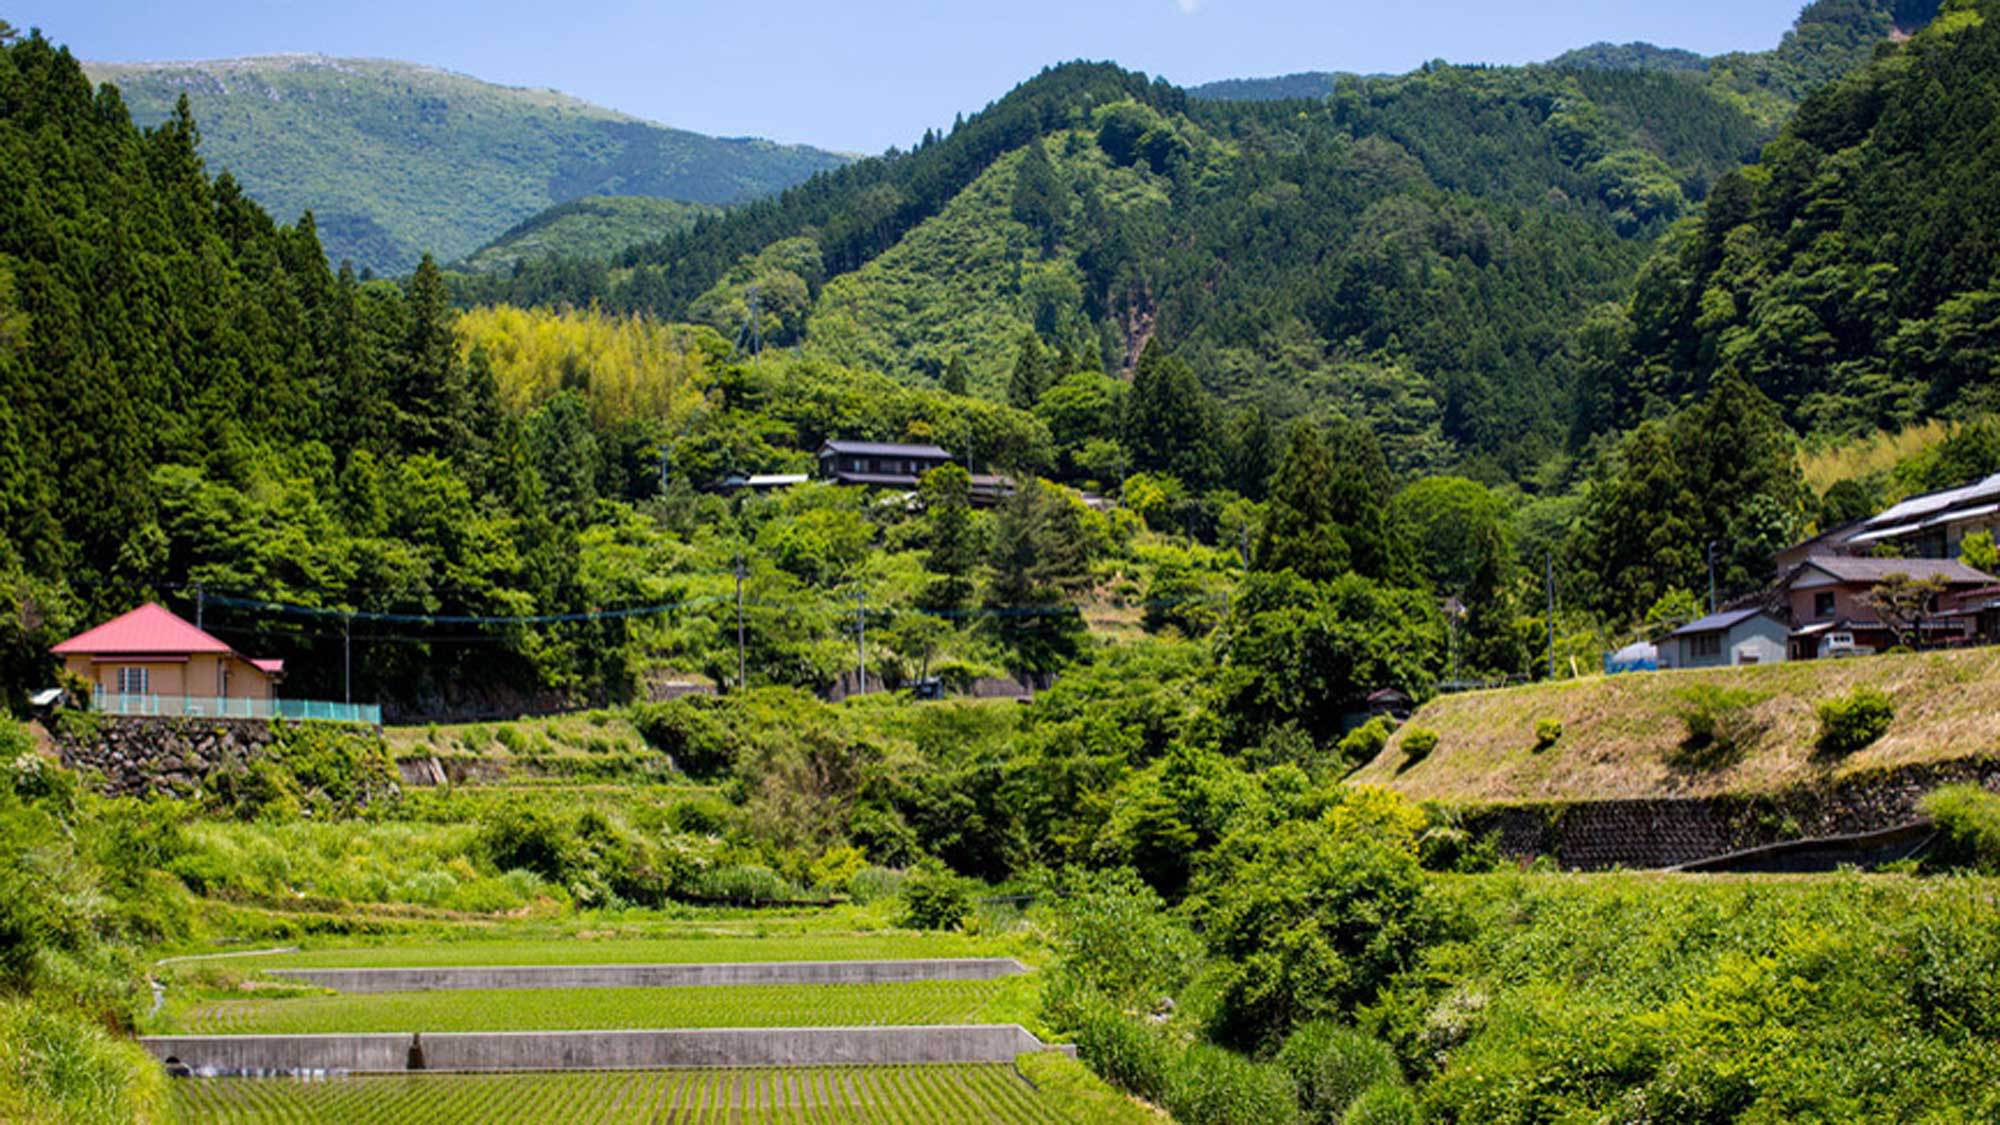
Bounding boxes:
[201,591,733,627]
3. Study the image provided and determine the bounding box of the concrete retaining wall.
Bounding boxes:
[266,958,1030,994]
[143,1026,1066,1076]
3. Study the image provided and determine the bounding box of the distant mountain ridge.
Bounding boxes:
[1191,0,1940,115]
[84,54,849,274]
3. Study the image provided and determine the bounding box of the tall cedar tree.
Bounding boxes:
[1008,332,1050,410]
[919,464,979,611]
[1010,139,1064,256]
[983,480,1088,670]
[1124,340,1219,488]
[1256,421,1350,581]
[941,354,971,396]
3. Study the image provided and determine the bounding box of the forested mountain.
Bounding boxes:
[1198,0,1939,117]
[1545,43,1712,75]
[1580,0,2000,441]
[465,57,1762,476]
[456,196,722,275]
[81,55,848,273]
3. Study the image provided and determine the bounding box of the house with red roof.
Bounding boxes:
[52,603,284,714]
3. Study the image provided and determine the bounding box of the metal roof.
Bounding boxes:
[818,440,953,459]
[1866,471,2000,528]
[1668,608,1776,637]
[52,603,234,656]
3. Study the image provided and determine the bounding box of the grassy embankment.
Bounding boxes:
[1352,647,2000,802]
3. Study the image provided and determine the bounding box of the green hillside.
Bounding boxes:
[1581,0,2000,443]
[457,196,721,274]
[84,55,848,274]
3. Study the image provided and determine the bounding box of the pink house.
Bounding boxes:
[52,603,284,712]
[1781,556,1995,658]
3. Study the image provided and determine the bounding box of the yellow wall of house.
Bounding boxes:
[66,654,276,700]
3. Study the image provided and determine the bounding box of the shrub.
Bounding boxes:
[1815,687,1894,756]
[1337,718,1396,772]
[1533,717,1563,751]
[1416,826,1499,874]
[1921,785,2000,873]
[476,807,581,887]
[1278,1022,1404,1124]
[1195,792,1441,1049]
[1400,728,1439,764]
[1671,684,1769,768]
[1072,998,1174,1105]
[690,863,797,904]
[1166,1043,1300,1125]
[1043,868,1202,1024]
[1343,1081,1422,1125]
[845,865,906,904]
[899,861,974,931]
[629,697,741,779]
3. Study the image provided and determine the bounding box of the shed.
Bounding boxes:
[1660,608,1790,669]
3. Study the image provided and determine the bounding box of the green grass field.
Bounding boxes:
[163,980,1039,1037]
[171,1062,1135,1123]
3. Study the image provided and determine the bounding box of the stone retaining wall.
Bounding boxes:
[143,1026,1066,1076]
[1459,757,2000,870]
[54,717,278,799]
[267,958,1031,994]
[52,715,394,805]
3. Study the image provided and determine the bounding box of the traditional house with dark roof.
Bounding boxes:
[1780,556,1996,659]
[816,440,955,489]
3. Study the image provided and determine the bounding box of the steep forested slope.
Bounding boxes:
[1580,0,2000,440]
[464,59,1767,475]
[457,196,721,274]
[84,55,847,273]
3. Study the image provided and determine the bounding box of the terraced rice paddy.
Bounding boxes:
[172,1064,1083,1123]
[170,979,1034,1035]
[245,933,1013,970]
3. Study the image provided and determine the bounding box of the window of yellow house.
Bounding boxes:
[116,666,150,694]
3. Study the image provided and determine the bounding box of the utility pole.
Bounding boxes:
[1546,552,1558,681]
[658,442,672,496]
[734,552,747,692]
[853,588,868,696]
[343,615,352,705]
[194,584,204,630]
[1707,541,1718,615]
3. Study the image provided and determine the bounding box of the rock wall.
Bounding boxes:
[54,716,279,799]
[1459,757,2000,870]
[54,715,396,809]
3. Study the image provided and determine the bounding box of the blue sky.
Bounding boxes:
[26,0,1814,153]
